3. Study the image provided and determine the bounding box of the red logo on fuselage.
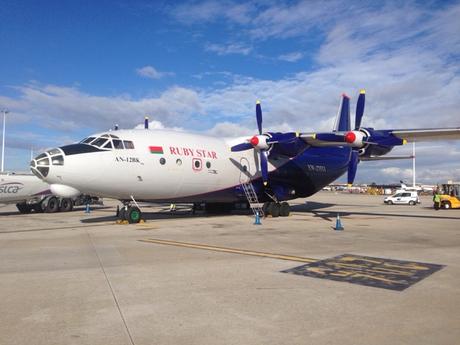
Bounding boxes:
[169,147,218,159]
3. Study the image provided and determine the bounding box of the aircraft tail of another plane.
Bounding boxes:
[333,94,351,132]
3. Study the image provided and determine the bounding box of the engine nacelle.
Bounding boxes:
[250,135,270,150]
[344,130,367,147]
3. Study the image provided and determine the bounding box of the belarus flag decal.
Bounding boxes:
[149,146,164,154]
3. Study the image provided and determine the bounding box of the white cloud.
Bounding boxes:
[171,1,254,25]
[206,122,252,137]
[136,65,173,79]
[205,43,252,56]
[278,52,303,62]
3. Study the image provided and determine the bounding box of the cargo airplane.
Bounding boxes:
[30,90,460,223]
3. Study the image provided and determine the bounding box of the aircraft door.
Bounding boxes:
[239,157,252,184]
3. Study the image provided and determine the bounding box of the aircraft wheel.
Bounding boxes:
[262,202,271,216]
[59,198,73,212]
[271,203,280,218]
[279,202,290,217]
[45,197,59,213]
[127,206,142,224]
[33,203,45,213]
[16,203,32,214]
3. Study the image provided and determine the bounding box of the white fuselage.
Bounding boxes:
[37,129,281,202]
[0,173,51,204]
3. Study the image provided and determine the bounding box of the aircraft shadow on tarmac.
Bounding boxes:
[0,206,112,217]
[79,201,460,223]
[291,202,460,221]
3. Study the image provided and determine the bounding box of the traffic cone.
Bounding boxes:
[254,211,262,225]
[334,213,344,230]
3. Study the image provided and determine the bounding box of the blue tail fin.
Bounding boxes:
[334,94,350,132]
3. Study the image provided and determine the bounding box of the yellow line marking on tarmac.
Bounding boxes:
[0,222,115,234]
[139,238,318,263]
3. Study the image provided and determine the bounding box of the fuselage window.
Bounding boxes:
[176,159,182,166]
[206,161,211,169]
[124,140,135,149]
[92,138,108,147]
[159,158,166,165]
[113,139,124,149]
[193,158,202,170]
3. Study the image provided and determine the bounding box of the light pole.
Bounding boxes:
[1,109,9,172]
[412,142,416,188]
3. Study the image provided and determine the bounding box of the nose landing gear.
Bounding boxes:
[116,198,144,224]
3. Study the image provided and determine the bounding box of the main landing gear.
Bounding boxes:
[116,201,143,224]
[262,201,290,217]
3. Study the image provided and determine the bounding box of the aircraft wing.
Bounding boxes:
[389,128,460,142]
[300,127,460,146]
[299,133,345,146]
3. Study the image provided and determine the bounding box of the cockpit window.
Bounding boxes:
[78,134,133,151]
[92,138,109,147]
[51,155,64,165]
[102,141,113,149]
[47,148,61,155]
[81,137,96,144]
[123,140,135,149]
[113,139,124,149]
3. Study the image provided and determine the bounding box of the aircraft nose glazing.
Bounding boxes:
[30,148,65,180]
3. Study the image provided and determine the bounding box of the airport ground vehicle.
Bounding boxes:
[384,191,420,205]
[1,173,101,214]
[437,183,460,209]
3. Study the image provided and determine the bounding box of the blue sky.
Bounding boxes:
[1,0,460,184]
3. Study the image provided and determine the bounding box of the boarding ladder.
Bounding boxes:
[241,182,264,217]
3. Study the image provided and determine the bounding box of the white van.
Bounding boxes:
[384,191,420,205]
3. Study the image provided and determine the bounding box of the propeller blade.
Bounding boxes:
[347,150,359,185]
[256,101,263,135]
[266,132,298,144]
[260,150,268,185]
[355,89,365,129]
[231,143,253,152]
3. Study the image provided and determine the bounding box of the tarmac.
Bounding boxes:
[0,192,459,345]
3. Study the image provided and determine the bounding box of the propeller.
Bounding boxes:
[231,101,298,185]
[348,150,359,185]
[354,90,365,130]
[348,90,366,185]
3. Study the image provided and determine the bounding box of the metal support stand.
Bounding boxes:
[241,182,264,218]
